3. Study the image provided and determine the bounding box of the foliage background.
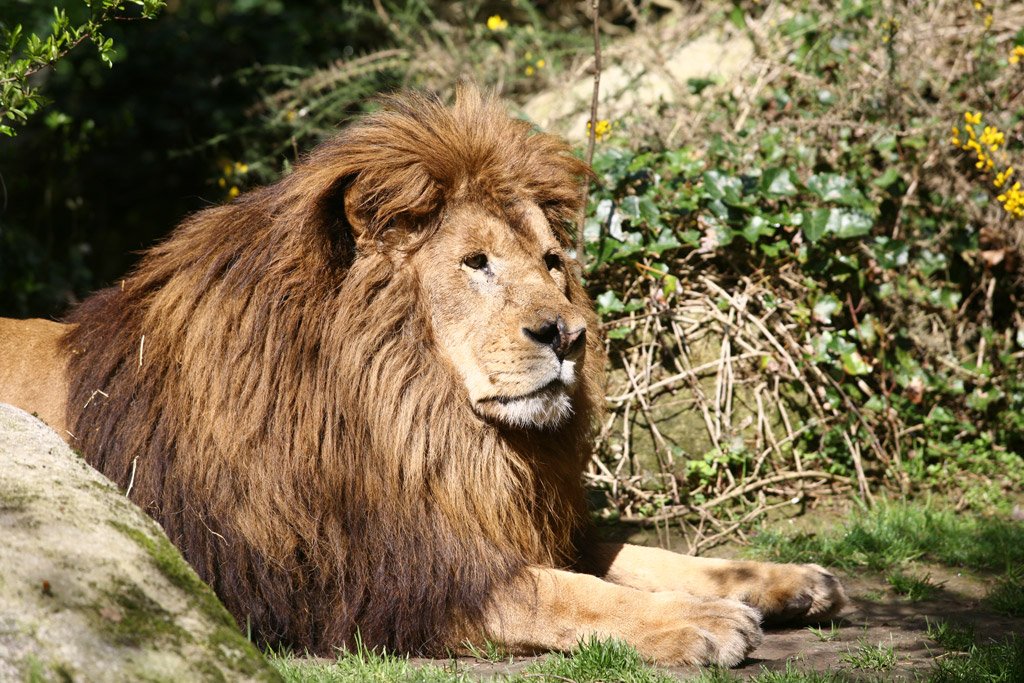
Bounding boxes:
[2,0,1023,543]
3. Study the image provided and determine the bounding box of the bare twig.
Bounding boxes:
[578,0,603,267]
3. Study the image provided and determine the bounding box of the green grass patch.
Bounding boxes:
[985,567,1024,617]
[691,661,854,682]
[461,639,509,664]
[927,620,1024,682]
[517,637,673,683]
[886,570,938,601]
[927,619,976,653]
[748,501,1024,572]
[272,637,673,683]
[807,622,841,642]
[269,647,472,683]
[838,639,897,671]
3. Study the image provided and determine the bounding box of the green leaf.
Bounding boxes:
[807,173,869,208]
[648,230,682,255]
[741,215,774,243]
[872,167,901,189]
[801,209,829,243]
[619,195,641,221]
[812,294,841,324]
[762,167,799,197]
[826,209,873,239]
[841,350,872,376]
[596,290,625,315]
[703,170,743,205]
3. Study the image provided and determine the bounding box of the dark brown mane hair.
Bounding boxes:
[62,85,603,654]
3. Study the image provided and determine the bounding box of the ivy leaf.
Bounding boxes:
[826,209,873,239]
[807,173,869,208]
[741,215,775,243]
[801,208,830,243]
[703,170,744,205]
[596,290,625,315]
[812,294,841,324]
[762,167,799,197]
[841,350,872,376]
[872,167,901,189]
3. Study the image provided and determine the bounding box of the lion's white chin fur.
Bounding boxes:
[477,360,578,429]
[491,391,573,429]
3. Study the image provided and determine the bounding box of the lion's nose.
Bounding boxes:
[523,316,587,361]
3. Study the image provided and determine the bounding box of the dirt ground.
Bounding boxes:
[404,560,1023,681]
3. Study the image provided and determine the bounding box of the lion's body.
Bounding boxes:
[0,318,68,434]
[0,87,846,665]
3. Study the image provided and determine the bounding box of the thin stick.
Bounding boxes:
[622,470,850,524]
[578,0,602,267]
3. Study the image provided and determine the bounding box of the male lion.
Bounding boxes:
[0,85,845,666]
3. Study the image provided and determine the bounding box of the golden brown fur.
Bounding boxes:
[0,86,847,666]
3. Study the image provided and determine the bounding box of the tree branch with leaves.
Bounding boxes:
[0,0,164,136]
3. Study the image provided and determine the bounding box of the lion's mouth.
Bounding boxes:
[487,378,565,405]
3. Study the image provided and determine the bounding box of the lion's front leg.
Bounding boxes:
[585,543,847,625]
[478,566,763,667]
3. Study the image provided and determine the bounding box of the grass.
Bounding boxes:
[517,637,674,683]
[461,639,509,664]
[927,619,976,653]
[270,637,674,683]
[269,647,473,683]
[807,623,840,642]
[927,627,1024,683]
[838,639,897,671]
[985,567,1024,617]
[748,500,1024,572]
[691,662,854,682]
[886,570,938,601]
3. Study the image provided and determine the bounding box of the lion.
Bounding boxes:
[0,85,846,666]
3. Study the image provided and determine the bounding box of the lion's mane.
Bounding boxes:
[62,87,603,654]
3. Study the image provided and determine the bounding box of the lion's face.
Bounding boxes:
[412,201,589,429]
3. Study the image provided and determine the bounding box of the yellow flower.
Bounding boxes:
[979,125,1004,152]
[217,177,226,188]
[221,163,233,176]
[973,0,983,10]
[524,65,535,76]
[964,111,982,125]
[234,161,249,174]
[587,119,613,141]
[997,182,1024,218]
[1010,46,1024,65]
[228,186,240,199]
[486,15,508,32]
[536,58,546,68]
[994,167,1014,188]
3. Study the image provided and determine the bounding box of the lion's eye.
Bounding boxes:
[463,253,489,270]
[544,253,561,271]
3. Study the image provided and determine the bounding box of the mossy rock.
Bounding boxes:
[0,404,280,682]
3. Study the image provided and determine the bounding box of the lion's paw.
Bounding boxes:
[755,563,848,625]
[642,595,764,667]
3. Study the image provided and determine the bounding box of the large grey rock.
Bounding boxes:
[0,404,280,682]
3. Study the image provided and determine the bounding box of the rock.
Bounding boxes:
[522,21,755,141]
[0,404,280,682]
